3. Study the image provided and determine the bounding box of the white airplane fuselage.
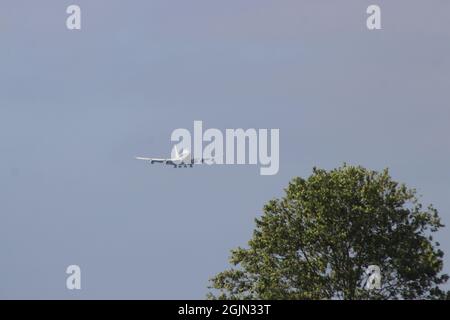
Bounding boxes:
[136,147,199,168]
[168,151,192,167]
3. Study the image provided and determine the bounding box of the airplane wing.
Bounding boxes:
[193,158,215,165]
[135,157,167,163]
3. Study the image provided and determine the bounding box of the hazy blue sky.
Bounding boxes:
[1,1,449,299]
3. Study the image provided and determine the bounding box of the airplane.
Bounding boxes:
[135,146,210,168]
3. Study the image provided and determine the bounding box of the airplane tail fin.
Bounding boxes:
[174,146,180,159]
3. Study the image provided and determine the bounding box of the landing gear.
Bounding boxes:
[173,163,192,168]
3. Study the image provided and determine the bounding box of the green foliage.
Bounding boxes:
[208,165,448,299]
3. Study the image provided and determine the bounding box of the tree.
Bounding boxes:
[208,165,448,299]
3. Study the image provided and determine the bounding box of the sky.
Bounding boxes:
[0,0,449,299]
